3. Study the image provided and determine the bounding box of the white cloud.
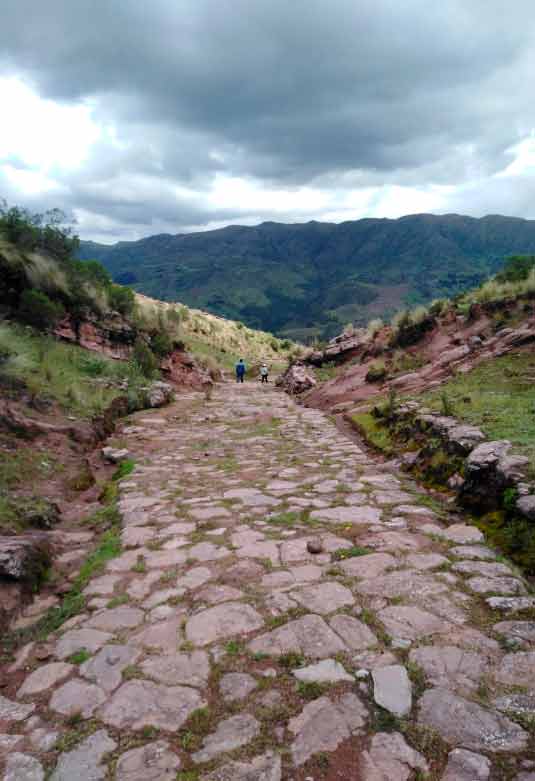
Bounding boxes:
[0,76,101,188]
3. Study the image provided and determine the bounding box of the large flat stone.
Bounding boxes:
[339,552,396,579]
[55,628,112,660]
[409,646,485,691]
[309,506,382,525]
[86,605,145,633]
[130,616,183,652]
[495,652,535,687]
[186,602,264,646]
[50,729,116,781]
[404,553,448,571]
[418,688,528,752]
[193,714,260,763]
[486,596,535,612]
[0,694,35,723]
[467,576,526,596]
[494,621,535,644]
[80,645,141,692]
[115,740,181,781]
[441,749,491,781]
[141,651,210,687]
[378,605,451,640]
[450,545,497,561]
[357,571,446,599]
[289,693,366,766]
[249,614,346,658]
[99,679,205,730]
[360,732,428,781]
[220,672,258,702]
[421,523,484,544]
[453,560,513,577]
[17,662,74,698]
[4,753,44,781]
[49,679,106,718]
[329,614,378,650]
[372,665,412,717]
[202,751,281,781]
[293,658,353,683]
[292,582,354,614]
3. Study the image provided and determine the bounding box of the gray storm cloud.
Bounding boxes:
[1,0,535,240]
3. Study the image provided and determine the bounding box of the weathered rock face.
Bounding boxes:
[160,349,208,388]
[146,381,174,408]
[276,362,317,395]
[55,313,135,359]
[460,440,529,512]
[0,535,51,584]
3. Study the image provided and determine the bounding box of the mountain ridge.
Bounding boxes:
[79,212,535,339]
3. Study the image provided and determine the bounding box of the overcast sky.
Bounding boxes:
[1,0,535,243]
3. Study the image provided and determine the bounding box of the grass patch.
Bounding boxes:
[296,680,327,700]
[20,508,122,640]
[332,545,371,561]
[420,352,535,475]
[224,640,245,656]
[349,412,395,456]
[67,649,91,665]
[266,510,300,527]
[112,459,135,481]
[0,322,147,418]
[278,651,305,669]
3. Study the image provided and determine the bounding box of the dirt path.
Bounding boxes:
[2,383,535,780]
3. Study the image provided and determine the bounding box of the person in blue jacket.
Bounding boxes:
[235,358,246,383]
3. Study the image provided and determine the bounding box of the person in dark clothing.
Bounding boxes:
[235,358,246,383]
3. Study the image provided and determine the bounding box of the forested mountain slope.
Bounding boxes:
[80,213,535,339]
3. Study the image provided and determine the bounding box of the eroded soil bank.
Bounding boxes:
[1,383,535,780]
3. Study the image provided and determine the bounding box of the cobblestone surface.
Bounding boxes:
[3,383,533,779]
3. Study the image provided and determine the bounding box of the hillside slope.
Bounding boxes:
[80,213,535,339]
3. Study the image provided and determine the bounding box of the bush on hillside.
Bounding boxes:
[151,331,173,358]
[496,255,535,284]
[108,283,135,316]
[0,202,79,260]
[17,289,65,330]
[365,360,387,383]
[132,338,159,378]
[390,306,434,348]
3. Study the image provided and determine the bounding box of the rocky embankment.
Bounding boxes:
[0,379,177,628]
[298,307,535,411]
[368,402,535,521]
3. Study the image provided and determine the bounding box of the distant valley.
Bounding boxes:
[79,213,535,340]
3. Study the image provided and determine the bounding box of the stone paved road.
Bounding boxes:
[3,384,535,780]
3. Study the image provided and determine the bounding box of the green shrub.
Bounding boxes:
[108,283,135,316]
[17,289,65,330]
[132,338,158,378]
[496,255,535,284]
[151,331,173,358]
[365,360,387,383]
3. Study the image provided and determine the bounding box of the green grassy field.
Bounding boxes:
[420,352,535,475]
